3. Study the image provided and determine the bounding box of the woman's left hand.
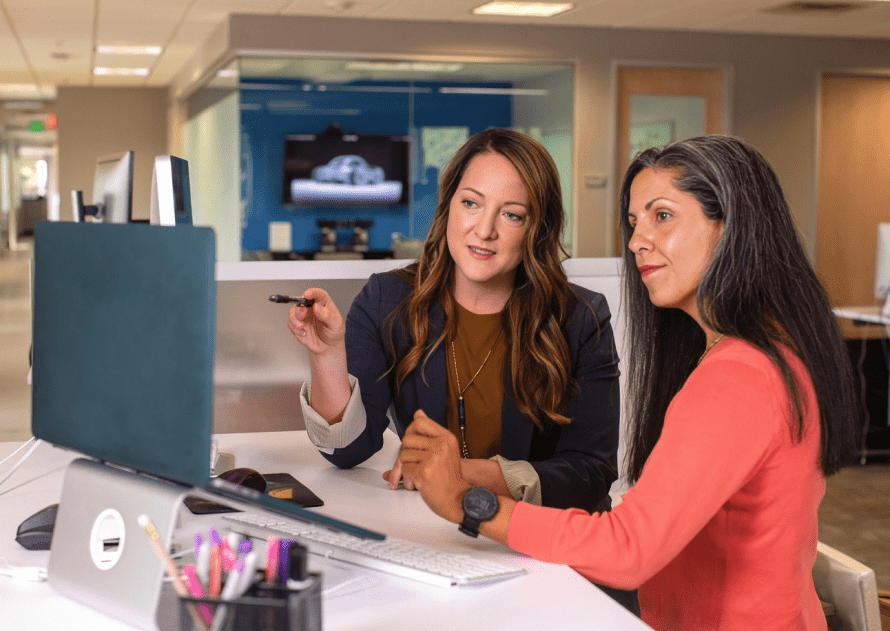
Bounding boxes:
[382,454,418,490]
[398,410,470,524]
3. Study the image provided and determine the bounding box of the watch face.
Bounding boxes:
[463,487,498,519]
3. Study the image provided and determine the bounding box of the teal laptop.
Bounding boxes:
[32,222,216,486]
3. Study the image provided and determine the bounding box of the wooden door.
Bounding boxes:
[613,67,725,255]
[818,74,890,339]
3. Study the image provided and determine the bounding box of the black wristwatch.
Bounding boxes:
[458,487,498,538]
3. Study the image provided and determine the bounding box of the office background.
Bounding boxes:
[0,0,888,594]
[34,14,889,313]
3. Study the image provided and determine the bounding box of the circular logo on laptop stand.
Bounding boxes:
[89,508,126,570]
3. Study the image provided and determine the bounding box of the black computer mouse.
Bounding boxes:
[16,503,58,551]
[216,467,267,492]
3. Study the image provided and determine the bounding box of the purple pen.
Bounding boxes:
[278,539,295,585]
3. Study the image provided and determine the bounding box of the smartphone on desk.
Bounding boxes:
[183,473,324,514]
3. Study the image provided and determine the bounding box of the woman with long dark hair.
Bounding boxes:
[399,135,861,630]
[287,128,622,518]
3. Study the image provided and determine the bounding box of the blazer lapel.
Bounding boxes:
[413,301,448,427]
[500,356,534,460]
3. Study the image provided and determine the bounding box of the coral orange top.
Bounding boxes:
[508,338,827,631]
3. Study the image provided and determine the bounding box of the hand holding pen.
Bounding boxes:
[284,288,346,355]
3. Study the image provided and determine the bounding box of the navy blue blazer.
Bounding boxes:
[322,271,621,513]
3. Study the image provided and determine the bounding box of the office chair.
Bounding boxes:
[813,542,882,631]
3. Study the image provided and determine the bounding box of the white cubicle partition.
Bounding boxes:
[214,258,628,498]
[214,259,407,434]
[561,258,629,501]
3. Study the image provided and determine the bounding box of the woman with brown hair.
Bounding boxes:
[287,128,621,517]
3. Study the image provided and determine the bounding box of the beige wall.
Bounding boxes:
[173,14,890,259]
[56,87,168,222]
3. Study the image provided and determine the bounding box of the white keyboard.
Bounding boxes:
[222,510,525,588]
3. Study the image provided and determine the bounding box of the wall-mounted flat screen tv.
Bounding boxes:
[282,131,411,207]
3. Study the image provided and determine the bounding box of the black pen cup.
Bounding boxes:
[172,571,322,631]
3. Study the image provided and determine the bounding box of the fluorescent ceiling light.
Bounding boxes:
[0,84,41,94]
[93,67,151,77]
[439,87,548,96]
[4,101,43,110]
[96,45,162,55]
[346,61,463,73]
[472,2,574,17]
[216,68,238,78]
[328,85,434,94]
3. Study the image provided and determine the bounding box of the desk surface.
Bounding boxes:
[834,305,890,326]
[0,431,650,631]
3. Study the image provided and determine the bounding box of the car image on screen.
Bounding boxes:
[311,155,385,186]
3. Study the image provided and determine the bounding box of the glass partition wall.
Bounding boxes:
[185,56,573,262]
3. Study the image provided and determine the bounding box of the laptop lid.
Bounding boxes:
[32,222,216,487]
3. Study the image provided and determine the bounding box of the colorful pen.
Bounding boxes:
[237,550,258,596]
[181,564,214,626]
[220,559,246,600]
[137,515,209,631]
[208,558,248,631]
[209,530,223,597]
[265,536,280,584]
[220,537,238,573]
[195,534,210,584]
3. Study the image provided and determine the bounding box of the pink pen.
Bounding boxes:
[220,537,238,573]
[181,564,214,626]
[265,536,280,584]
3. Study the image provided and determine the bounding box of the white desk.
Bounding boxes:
[0,431,651,631]
[833,306,890,326]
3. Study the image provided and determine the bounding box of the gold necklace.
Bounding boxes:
[697,333,725,366]
[451,328,503,459]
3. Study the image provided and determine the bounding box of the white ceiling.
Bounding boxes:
[2,0,890,104]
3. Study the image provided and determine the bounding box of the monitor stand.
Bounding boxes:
[48,458,189,631]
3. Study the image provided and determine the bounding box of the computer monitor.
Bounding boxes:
[32,222,217,486]
[70,190,84,222]
[874,222,890,301]
[70,151,134,223]
[150,155,193,226]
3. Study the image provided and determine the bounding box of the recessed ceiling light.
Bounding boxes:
[93,67,151,77]
[96,45,162,55]
[472,2,574,17]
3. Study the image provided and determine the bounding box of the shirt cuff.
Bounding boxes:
[492,455,543,505]
[301,375,367,454]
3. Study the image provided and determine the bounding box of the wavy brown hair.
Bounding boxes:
[387,128,582,428]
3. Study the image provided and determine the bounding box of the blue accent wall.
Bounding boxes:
[239,79,512,253]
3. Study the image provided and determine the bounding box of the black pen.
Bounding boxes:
[268,295,315,308]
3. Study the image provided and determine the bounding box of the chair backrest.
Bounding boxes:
[813,542,882,631]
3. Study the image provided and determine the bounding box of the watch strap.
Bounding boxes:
[459,515,482,538]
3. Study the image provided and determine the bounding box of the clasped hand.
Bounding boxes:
[390,410,470,524]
